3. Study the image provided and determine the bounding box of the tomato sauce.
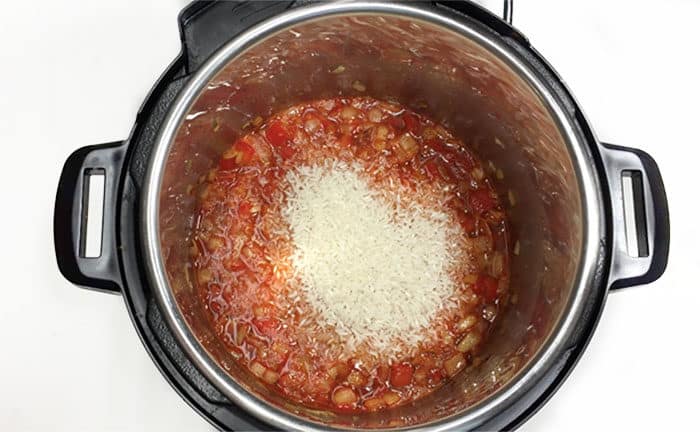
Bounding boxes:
[192,97,509,412]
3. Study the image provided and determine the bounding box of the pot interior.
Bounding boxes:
[156,9,583,429]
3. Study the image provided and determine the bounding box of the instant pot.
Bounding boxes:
[54,1,670,430]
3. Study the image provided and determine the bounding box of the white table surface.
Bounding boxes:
[1,0,698,430]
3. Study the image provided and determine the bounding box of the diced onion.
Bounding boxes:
[456,331,481,353]
[368,108,383,123]
[382,391,401,406]
[331,65,346,74]
[491,252,504,277]
[304,117,322,134]
[332,387,358,405]
[347,370,366,387]
[352,81,367,92]
[197,268,212,285]
[206,237,224,251]
[444,353,466,376]
[263,369,279,384]
[364,397,385,411]
[340,106,359,121]
[250,361,266,378]
[235,324,249,345]
[456,315,478,331]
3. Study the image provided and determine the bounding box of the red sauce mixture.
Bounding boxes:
[193,97,509,412]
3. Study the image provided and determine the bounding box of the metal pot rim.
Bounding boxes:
[141,2,607,430]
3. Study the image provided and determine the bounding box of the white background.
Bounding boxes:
[0,0,698,430]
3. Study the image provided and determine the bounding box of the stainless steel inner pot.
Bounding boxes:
[142,2,605,430]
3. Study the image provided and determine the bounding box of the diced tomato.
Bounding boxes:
[222,285,236,303]
[265,121,290,147]
[402,112,421,135]
[261,182,278,202]
[427,368,443,385]
[421,157,453,181]
[208,299,223,316]
[474,274,499,302]
[437,162,455,182]
[263,121,295,160]
[468,189,498,214]
[388,114,406,131]
[423,159,441,179]
[220,139,256,168]
[219,156,237,170]
[235,140,256,164]
[238,201,252,219]
[249,136,272,165]
[338,133,353,147]
[425,138,446,153]
[225,258,247,272]
[278,141,296,160]
[459,213,476,233]
[253,317,279,338]
[390,363,413,387]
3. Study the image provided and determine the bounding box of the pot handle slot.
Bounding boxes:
[503,0,513,24]
[600,143,670,290]
[54,142,126,294]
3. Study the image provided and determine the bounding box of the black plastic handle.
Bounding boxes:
[600,143,670,290]
[54,142,127,294]
[179,0,295,73]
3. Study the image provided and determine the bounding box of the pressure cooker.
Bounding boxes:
[54,1,669,430]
